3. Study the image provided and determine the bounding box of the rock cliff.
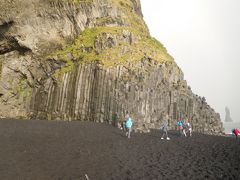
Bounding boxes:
[0,0,224,134]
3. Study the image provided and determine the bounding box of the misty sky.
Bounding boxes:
[141,0,240,122]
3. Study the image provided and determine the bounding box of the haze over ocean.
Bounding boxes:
[141,0,240,124]
[223,122,240,134]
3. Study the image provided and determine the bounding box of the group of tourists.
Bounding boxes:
[160,114,192,140]
[116,113,239,142]
[116,112,192,140]
[176,118,192,137]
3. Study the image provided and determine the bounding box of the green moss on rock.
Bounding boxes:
[16,78,32,99]
[47,0,93,3]
[96,16,117,26]
[112,0,149,35]
[49,26,173,76]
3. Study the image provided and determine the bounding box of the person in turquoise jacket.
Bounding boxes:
[177,120,184,136]
[125,114,133,138]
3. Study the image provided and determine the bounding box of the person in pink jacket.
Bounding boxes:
[232,128,240,141]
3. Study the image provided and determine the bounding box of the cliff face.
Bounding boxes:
[0,0,223,134]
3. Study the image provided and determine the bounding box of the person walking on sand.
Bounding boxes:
[186,122,192,136]
[183,121,187,137]
[183,122,192,137]
[125,114,133,139]
[177,119,184,136]
[161,115,170,140]
[122,120,126,131]
[112,112,119,127]
[232,128,240,141]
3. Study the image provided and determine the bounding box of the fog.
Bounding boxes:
[141,0,240,122]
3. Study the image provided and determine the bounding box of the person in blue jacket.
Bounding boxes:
[125,114,133,138]
[177,119,184,136]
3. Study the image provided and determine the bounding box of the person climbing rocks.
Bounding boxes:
[125,114,133,139]
[232,128,240,141]
[161,114,170,140]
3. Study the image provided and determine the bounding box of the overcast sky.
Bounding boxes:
[141,0,240,122]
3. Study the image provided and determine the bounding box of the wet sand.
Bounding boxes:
[0,119,239,180]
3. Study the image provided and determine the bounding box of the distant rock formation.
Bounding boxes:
[0,0,224,135]
[225,106,233,122]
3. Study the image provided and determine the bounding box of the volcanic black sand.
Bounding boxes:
[0,119,239,180]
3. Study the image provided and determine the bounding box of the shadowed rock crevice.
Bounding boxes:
[7,39,31,53]
[0,21,32,55]
[0,37,32,55]
[0,21,14,37]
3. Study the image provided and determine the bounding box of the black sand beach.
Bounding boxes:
[0,119,239,180]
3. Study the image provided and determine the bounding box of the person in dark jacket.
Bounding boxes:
[161,115,170,140]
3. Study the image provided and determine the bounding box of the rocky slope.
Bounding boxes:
[0,0,223,134]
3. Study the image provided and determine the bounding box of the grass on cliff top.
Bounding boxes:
[49,26,173,77]
[115,0,149,35]
[47,0,136,4]
[47,0,93,3]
